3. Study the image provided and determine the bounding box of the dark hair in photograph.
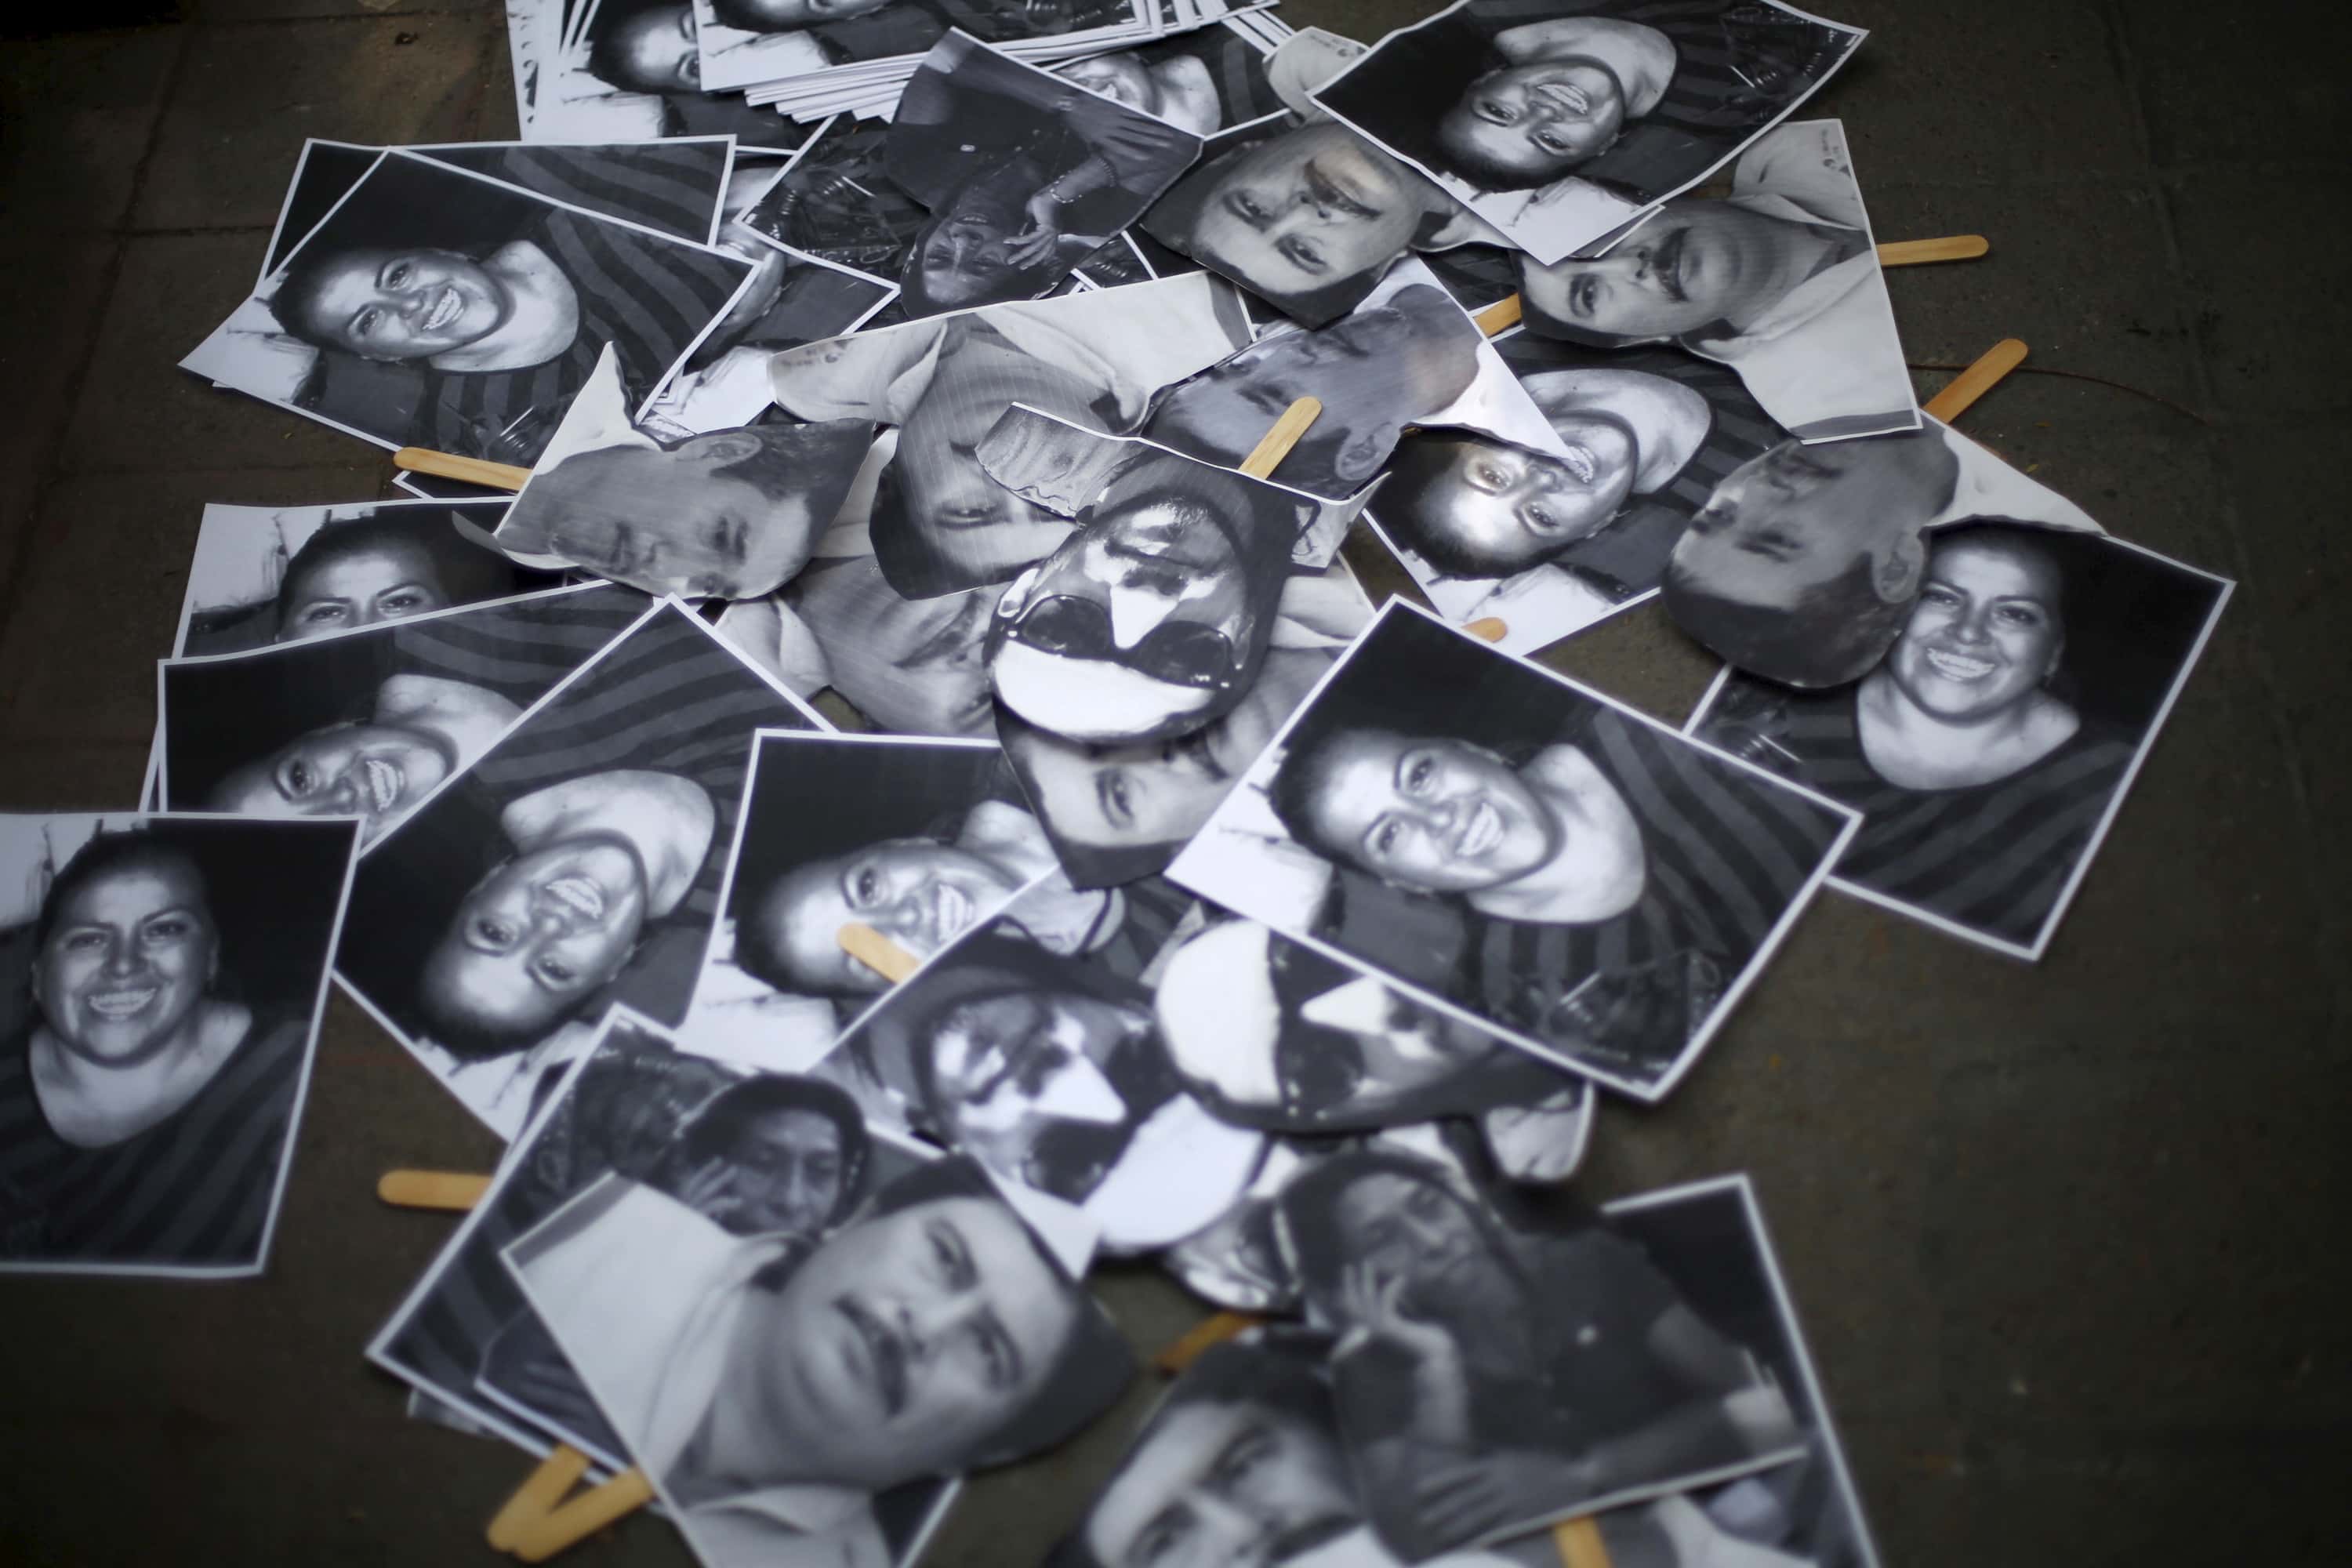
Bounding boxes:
[1662,552,1911,691]
[1277,1145,1502,1312]
[274,510,515,633]
[664,1075,871,1226]
[707,0,800,32]
[583,0,691,95]
[1377,432,1622,579]
[864,1154,1135,1469]
[1321,16,1577,194]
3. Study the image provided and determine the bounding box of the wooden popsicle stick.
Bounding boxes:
[1237,397,1322,480]
[394,445,532,492]
[838,921,922,985]
[1472,294,1523,336]
[1464,617,1508,642]
[1923,338,2027,424]
[1875,234,1988,267]
[376,1170,492,1211]
[508,1467,656,1563]
[1154,1311,1262,1375]
[1552,1517,1613,1568]
[487,1446,592,1552]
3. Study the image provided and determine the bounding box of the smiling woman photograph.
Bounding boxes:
[1306,0,1864,265]
[335,604,825,1138]
[1166,604,1854,1096]
[0,815,357,1275]
[1689,522,2232,957]
[184,150,752,466]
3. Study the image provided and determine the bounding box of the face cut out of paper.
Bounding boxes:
[977,408,1310,748]
[494,345,872,601]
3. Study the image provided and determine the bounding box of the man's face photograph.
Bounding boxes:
[787,560,996,738]
[1524,199,1809,343]
[920,985,1147,1202]
[1182,122,1432,309]
[1082,1392,1359,1568]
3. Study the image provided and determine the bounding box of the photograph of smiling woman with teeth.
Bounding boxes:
[1306,0,1865,265]
[335,604,826,1138]
[1690,523,2232,958]
[185,150,751,466]
[507,1151,1131,1568]
[1167,605,1854,1095]
[0,815,358,1274]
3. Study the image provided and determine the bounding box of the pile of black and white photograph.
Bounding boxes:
[0,3,2238,1567]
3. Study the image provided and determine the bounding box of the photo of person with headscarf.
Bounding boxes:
[1690,523,2230,957]
[685,731,1123,1069]
[848,928,1264,1252]
[1308,0,1864,265]
[162,584,648,845]
[336,604,826,1138]
[173,499,555,659]
[884,33,1203,319]
[508,1152,1132,1568]
[183,151,753,466]
[1139,111,1506,328]
[1278,1148,1802,1559]
[1368,337,1785,658]
[0,815,358,1275]
[764,276,1252,597]
[1519,118,1913,441]
[1167,603,1856,1097]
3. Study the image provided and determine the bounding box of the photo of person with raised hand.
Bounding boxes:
[1308,0,1864,265]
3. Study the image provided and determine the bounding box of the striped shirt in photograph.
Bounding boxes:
[1697,681,2136,948]
[432,143,734,246]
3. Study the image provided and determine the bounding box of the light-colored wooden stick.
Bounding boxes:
[1238,397,1322,480]
[1472,294,1523,336]
[838,922,922,985]
[394,446,532,493]
[376,1170,492,1211]
[509,1467,656,1563]
[1876,234,1989,267]
[1464,617,1509,642]
[1552,1517,1613,1568]
[1154,1311,1262,1375]
[1923,338,2028,424]
[487,1446,593,1552]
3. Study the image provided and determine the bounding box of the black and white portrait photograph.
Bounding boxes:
[1152,916,1595,1153]
[1165,601,1857,1099]
[1659,416,2101,689]
[786,560,1001,738]
[1688,524,2232,959]
[491,343,873,598]
[884,31,1204,318]
[1138,258,1570,503]
[1054,16,1286,138]
[1519,118,1913,442]
[692,0,1142,96]
[735,114,931,289]
[334,600,828,1138]
[1276,1151,1806,1559]
[261,138,736,278]
[507,0,818,148]
[182,150,755,466]
[1309,0,1865,266]
[1366,333,1788,657]
[817,900,1266,1253]
[976,411,1323,747]
[687,729,1121,1068]
[0,813,359,1277]
[996,556,1374,889]
[171,498,559,657]
[1138,109,1505,328]
[764,274,1253,597]
[368,1012,955,1519]
[506,1150,1132,1568]
[158,583,648,846]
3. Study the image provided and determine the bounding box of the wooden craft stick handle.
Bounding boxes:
[1553,1517,1613,1568]
[1238,397,1322,479]
[838,922,921,984]
[394,446,532,493]
[376,1170,492,1211]
[510,1468,656,1563]
[1464,617,1508,642]
[1154,1311,1262,1375]
[1472,295,1523,336]
[1923,338,2028,424]
[1876,234,1989,267]
[487,1446,592,1552]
